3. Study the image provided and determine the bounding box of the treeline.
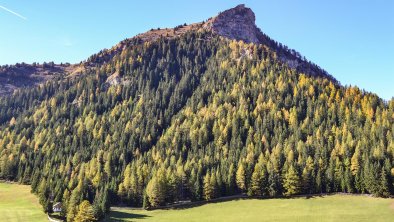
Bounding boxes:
[0,30,393,221]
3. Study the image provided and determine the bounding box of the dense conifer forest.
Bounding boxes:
[0,28,393,221]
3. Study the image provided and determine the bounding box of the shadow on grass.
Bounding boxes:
[110,193,355,216]
[48,213,65,221]
[149,195,250,211]
[105,211,151,221]
[153,194,329,210]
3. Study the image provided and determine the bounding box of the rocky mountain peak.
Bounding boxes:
[204,4,260,43]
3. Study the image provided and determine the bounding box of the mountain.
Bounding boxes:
[0,4,393,221]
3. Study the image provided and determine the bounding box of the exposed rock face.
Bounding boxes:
[105,71,121,86]
[204,4,260,43]
[104,71,131,88]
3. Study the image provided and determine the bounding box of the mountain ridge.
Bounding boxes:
[88,4,335,82]
[0,4,335,96]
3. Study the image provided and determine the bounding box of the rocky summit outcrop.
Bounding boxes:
[204,4,260,43]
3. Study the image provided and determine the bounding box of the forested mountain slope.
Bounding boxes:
[0,4,393,221]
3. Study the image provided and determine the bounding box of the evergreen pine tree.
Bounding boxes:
[203,170,214,201]
[379,167,390,198]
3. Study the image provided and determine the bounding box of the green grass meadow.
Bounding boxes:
[0,182,47,222]
[106,195,394,222]
[0,182,393,222]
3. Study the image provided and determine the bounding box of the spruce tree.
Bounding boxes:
[203,170,214,201]
[301,168,311,194]
[379,167,390,198]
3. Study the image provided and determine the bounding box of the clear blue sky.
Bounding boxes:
[1,1,393,100]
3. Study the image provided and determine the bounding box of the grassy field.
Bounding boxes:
[1,183,393,222]
[106,195,394,222]
[0,182,47,222]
